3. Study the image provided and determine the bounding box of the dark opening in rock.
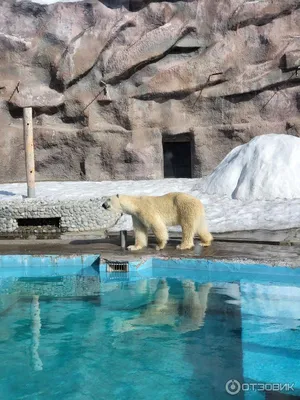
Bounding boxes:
[8,104,23,119]
[163,134,192,178]
[17,217,61,228]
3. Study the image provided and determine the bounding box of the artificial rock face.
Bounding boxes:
[0,0,300,183]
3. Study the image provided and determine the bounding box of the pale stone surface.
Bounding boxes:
[0,0,300,182]
[0,197,119,236]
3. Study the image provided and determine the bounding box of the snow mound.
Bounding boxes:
[196,134,300,201]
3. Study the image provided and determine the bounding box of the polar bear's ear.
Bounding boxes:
[116,194,119,198]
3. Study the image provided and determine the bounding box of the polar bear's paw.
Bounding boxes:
[200,242,211,247]
[127,245,143,251]
[176,243,194,251]
[155,244,166,251]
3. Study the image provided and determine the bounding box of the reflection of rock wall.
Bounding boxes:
[241,282,300,395]
[2,276,101,297]
[0,0,300,182]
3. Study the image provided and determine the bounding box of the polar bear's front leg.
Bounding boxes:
[127,216,148,251]
[151,221,169,251]
[176,220,195,250]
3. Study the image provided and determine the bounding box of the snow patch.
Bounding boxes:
[0,134,299,233]
[0,179,299,233]
[195,134,300,201]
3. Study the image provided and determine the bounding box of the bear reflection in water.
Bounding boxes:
[111,279,212,335]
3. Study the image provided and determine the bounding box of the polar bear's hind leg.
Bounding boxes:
[197,216,213,247]
[177,217,197,250]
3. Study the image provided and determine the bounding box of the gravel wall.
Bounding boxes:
[0,198,120,237]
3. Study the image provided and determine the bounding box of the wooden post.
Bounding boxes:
[23,107,35,198]
[120,230,127,250]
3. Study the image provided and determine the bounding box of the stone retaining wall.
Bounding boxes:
[0,198,120,238]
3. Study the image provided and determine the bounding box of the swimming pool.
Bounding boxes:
[0,255,300,400]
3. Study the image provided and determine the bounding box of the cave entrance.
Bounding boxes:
[163,134,192,178]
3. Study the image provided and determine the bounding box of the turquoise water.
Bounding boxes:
[1,263,300,400]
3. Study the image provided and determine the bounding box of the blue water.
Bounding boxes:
[1,263,300,400]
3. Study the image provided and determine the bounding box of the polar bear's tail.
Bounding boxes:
[197,216,213,247]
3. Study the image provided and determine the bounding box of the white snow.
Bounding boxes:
[195,134,300,201]
[0,134,299,234]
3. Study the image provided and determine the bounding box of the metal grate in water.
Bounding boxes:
[106,261,129,273]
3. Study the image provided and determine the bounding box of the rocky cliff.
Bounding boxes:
[0,0,300,182]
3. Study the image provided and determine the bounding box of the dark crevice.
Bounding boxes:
[49,63,65,93]
[80,160,86,179]
[223,92,258,104]
[223,75,300,103]
[65,66,94,90]
[259,34,269,46]
[279,53,300,73]
[124,151,138,164]
[219,128,245,142]
[133,77,225,102]
[82,2,96,27]
[33,106,61,118]
[219,128,235,140]
[167,46,201,55]
[98,0,187,12]
[132,89,197,102]
[228,4,300,30]
[11,1,47,18]
[7,103,23,119]
[61,115,88,126]
[59,105,88,126]
[7,103,61,119]
[279,54,287,71]
[43,33,66,47]
[296,93,300,112]
[286,121,299,136]
[134,72,300,102]
[96,99,113,105]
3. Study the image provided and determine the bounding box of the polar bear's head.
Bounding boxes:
[102,194,122,212]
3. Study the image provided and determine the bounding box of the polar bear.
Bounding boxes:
[113,279,178,333]
[112,279,212,335]
[177,281,212,333]
[102,192,213,251]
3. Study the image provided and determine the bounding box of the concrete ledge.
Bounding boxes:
[107,228,300,246]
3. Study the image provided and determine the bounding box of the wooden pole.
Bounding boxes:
[23,107,35,198]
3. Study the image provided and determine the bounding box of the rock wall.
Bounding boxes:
[0,0,300,183]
